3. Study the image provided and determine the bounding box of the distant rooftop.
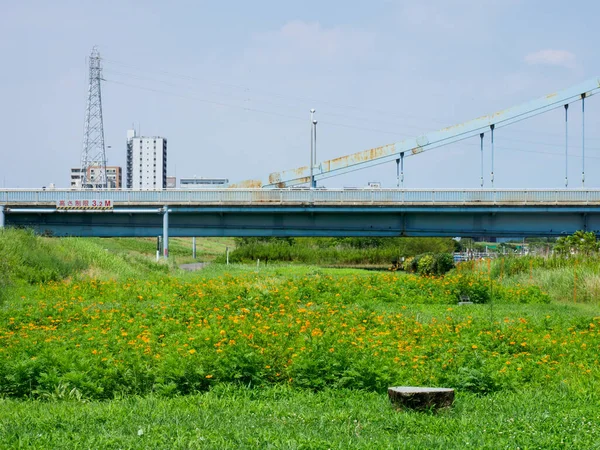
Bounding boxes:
[180,177,229,185]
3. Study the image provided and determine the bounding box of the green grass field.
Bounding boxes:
[1,231,599,448]
[2,386,599,449]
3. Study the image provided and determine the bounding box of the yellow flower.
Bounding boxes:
[205,374,213,379]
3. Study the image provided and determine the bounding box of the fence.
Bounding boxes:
[2,189,600,205]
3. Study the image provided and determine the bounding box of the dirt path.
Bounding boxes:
[179,262,209,271]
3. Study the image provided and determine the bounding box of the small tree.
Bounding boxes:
[554,231,599,256]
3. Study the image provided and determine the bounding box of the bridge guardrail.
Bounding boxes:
[2,189,600,205]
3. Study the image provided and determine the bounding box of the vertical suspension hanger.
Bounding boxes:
[564,104,569,188]
[480,133,485,187]
[400,152,405,188]
[490,124,495,188]
[396,158,400,188]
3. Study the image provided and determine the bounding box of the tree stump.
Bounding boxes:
[388,386,454,410]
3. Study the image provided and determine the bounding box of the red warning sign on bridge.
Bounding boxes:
[56,199,113,210]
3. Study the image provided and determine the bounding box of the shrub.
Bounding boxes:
[451,274,491,304]
[403,256,416,273]
[404,253,454,276]
[434,253,455,275]
[417,254,435,276]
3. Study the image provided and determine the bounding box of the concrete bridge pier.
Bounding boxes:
[162,205,169,259]
[0,205,4,228]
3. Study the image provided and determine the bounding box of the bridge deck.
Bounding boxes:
[3,189,600,206]
[2,189,599,239]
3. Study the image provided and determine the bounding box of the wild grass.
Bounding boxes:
[89,236,235,264]
[0,229,169,288]
[458,256,600,303]
[1,230,600,447]
[218,237,456,265]
[1,385,599,449]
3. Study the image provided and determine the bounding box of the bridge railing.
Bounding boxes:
[2,189,600,204]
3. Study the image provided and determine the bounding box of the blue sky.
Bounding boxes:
[1,0,599,189]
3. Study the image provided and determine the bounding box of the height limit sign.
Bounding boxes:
[56,199,113,210]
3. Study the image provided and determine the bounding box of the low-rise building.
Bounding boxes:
[180,177,229,188]
[71,166,122,188]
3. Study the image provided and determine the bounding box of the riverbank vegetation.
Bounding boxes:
[217,237,457,266]
[1,229,599,448]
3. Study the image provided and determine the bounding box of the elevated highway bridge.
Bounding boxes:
[1,189,599,244]
[3,79,600,257]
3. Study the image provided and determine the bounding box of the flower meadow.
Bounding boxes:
[1,268,598,400]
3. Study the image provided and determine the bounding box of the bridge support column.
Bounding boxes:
[163,206,169,259]
[0,205,5,228]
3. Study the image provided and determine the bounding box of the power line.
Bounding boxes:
[102,58,452,123]
[104,78,306,121]
[104,78,416,137]
[104,62,600,144]
[103,67,430,135]
[102,58,600,141]
[105,76,600,151]
[451,142,600,159]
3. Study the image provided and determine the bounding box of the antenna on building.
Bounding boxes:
[80,46,107,188]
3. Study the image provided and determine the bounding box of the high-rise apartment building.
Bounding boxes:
[126,130,167,189]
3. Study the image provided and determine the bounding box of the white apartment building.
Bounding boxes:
[126,130,167,189]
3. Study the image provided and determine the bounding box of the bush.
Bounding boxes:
[451,274,491,304]
[417,254,435,276]
[403,256,417,273]
[434,253,455,275]
[404,253,454,276]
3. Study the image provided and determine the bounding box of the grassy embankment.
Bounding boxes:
[88,236,234,265]
[1,230,599,448]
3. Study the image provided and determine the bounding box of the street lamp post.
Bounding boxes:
[310,109,315,188]
[312,119,318,188]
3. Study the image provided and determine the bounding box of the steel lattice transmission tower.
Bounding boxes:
[80,46,107,189]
